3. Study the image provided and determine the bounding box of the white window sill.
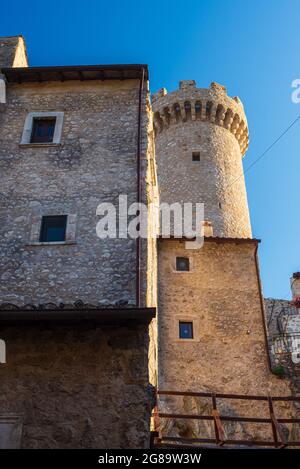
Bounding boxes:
[26,240,76,246]
[19,143,61,148]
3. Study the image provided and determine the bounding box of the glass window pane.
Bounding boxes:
[31,118,56,143]
[176,257,190,271]
[40,215,67,242]
[179,322,193,339]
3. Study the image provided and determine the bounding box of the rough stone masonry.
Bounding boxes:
[0,35,298,448]
[0,36,157,448]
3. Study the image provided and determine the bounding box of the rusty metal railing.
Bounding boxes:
[151,390,300,448]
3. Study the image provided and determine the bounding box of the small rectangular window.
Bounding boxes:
[179,321,193,339]
[176,257,190,271]
[192,152,200,162]
[30,118,56,143]
[39,215,67,242]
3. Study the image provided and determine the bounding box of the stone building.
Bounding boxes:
[265,273,300,400]
[0,36,297,448]
[152,80,292,441]
[0,36,157,448]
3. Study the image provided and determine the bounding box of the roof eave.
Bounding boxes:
[0,306,156,326]
[158,236,261,245]
[1,64,149,83]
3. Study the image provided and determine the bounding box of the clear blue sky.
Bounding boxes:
[2,0,300,299]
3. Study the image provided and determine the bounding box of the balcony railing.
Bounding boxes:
[151,390,300,448]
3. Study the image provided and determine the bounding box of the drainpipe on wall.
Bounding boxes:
[136,67,145,307]
[254,242,272,371]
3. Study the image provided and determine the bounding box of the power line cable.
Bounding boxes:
[225,114,300,191]
[226,115,300,302]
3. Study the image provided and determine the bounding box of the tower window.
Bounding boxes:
[192,152,200,162]
[179,321,193,339]
[39,215,67,242]
[30,118,56,143]
[176,257,190,271]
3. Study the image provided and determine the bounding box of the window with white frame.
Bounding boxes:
[29,213,77,245]
[20,112,64,145]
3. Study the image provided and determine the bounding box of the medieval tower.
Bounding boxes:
[152,80,290,404]
[152,80,251,238]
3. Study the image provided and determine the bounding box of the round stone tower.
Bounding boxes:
[152,80,252,238]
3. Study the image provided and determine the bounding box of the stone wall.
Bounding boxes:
[265,298,300,412]
[0,79,154,307]
[0,323,152,448]
[157,239,293,440]
[158,239,289,394]
[0,38,158,448]
[265,297,300,369]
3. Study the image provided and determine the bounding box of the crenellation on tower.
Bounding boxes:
[179,79,196,90]
[210,81,227,93]
[151,87,167,103]
[152,80,249,155]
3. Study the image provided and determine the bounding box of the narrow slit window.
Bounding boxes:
[176,257,190,271]
[39,215,67,242]
[31,118,56,143]
[179,321,193,339]
[192,152,200,162]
